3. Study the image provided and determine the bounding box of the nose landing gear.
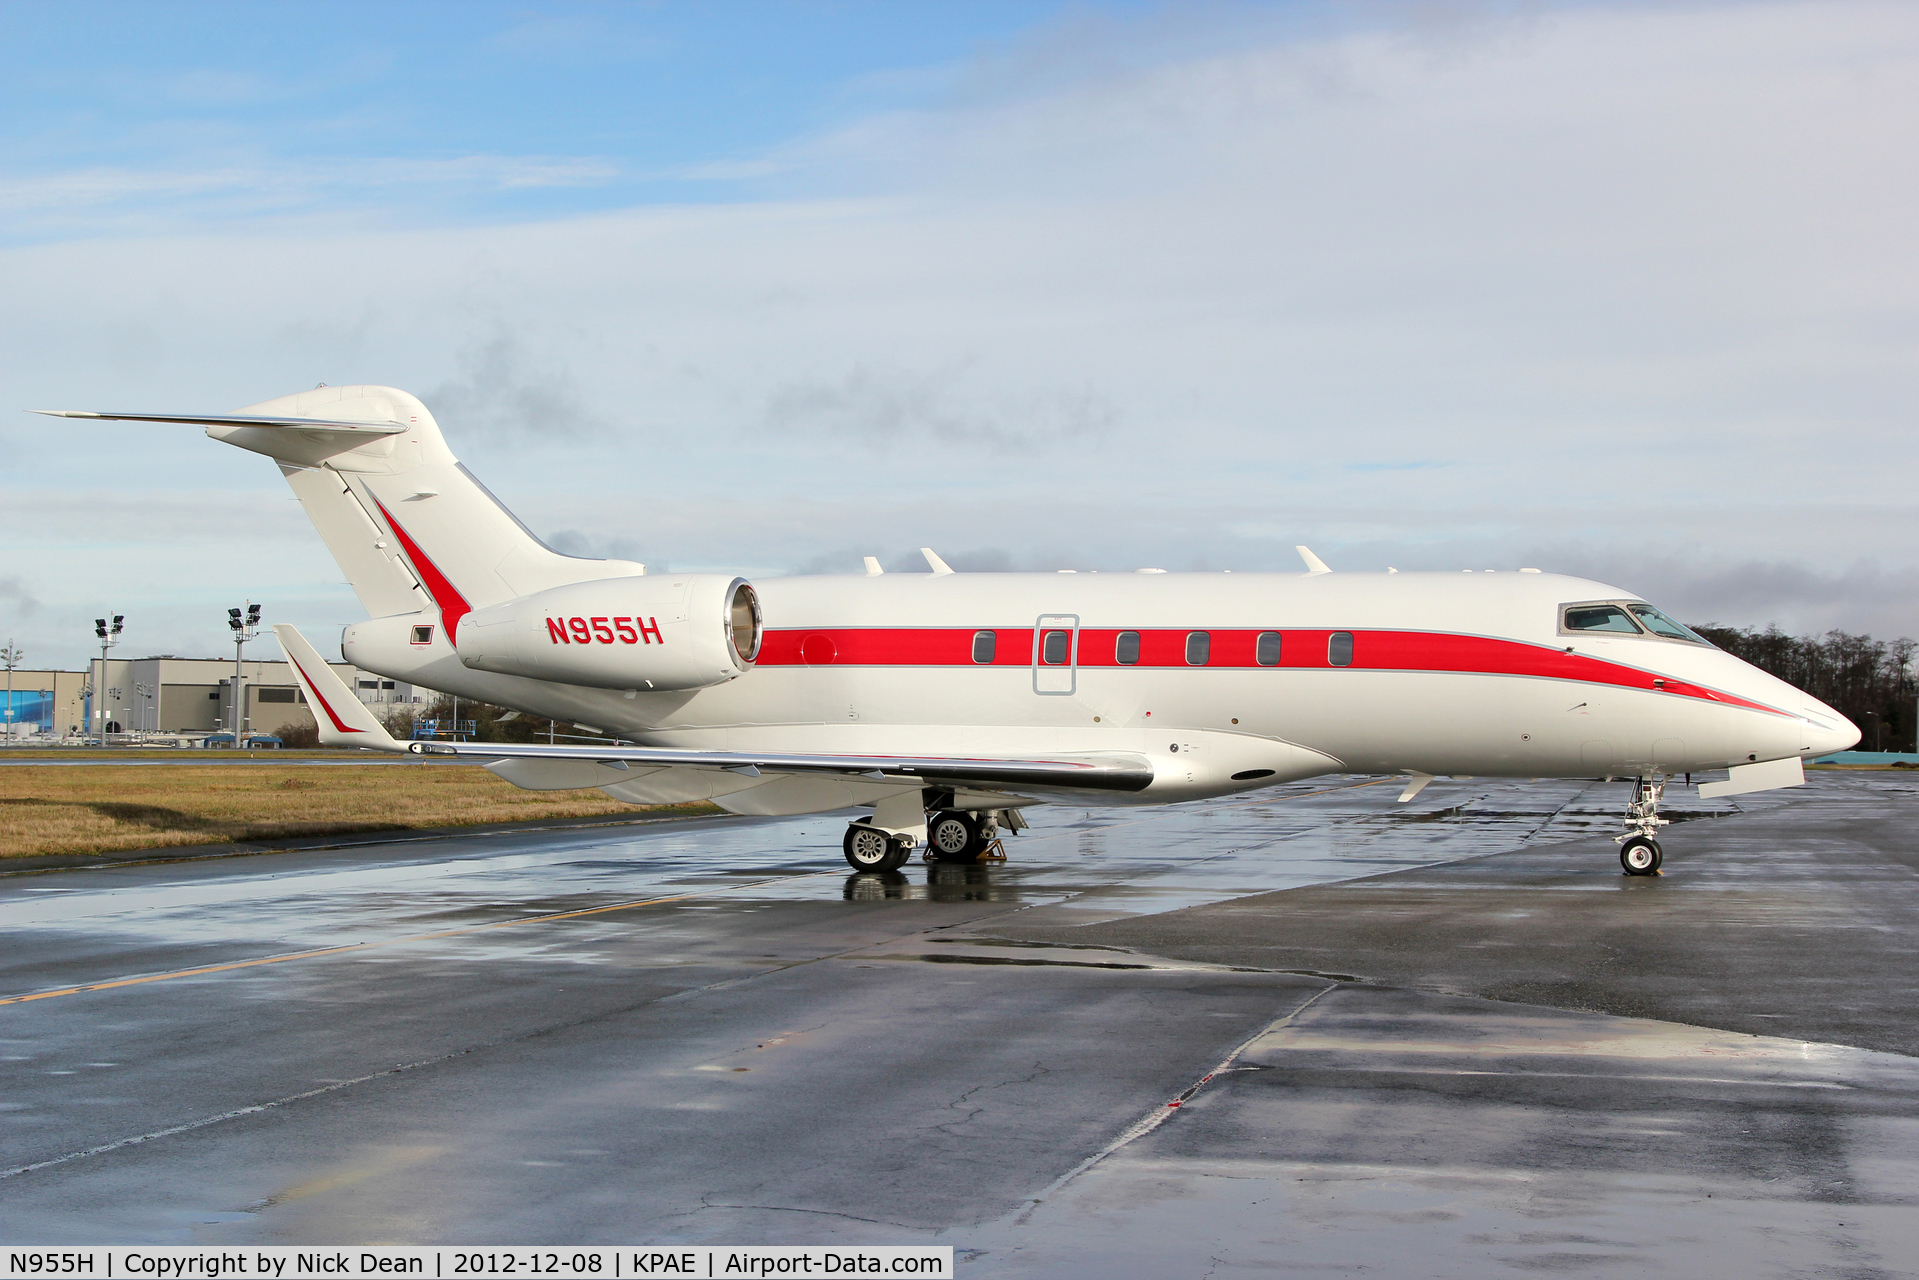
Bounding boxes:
[1617,777,1668,875]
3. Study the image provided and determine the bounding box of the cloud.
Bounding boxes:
[0,155,621,243]
[765,364,1118,450]
[0,577,40,621]
[425,332,607,445]
[543,529,654,567]
[1522,552,1919,640]
[7,0,1919,662]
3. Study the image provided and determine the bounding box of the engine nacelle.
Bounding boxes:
[456,575,761,692]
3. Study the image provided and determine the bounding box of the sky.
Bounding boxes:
[2,0,1916,670]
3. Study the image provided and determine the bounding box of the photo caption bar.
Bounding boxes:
[1,1248,953,1280]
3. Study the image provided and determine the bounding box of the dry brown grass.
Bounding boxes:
[0,763,714,859]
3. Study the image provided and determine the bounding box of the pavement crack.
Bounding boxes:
[0,974,734,1182]
[697,1201,921,1230]
[0,1048,477,1182]
[932,1060,1053,1139]
[1015,982,1340,1223]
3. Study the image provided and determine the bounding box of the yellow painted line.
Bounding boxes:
[0,874,829,1008]
[0,776,1392,1010]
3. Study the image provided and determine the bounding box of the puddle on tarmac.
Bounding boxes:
[0,774,1799,972]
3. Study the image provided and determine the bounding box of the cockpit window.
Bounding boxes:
[1628,604,1708,644]
[1560,600,1712,644]
[1562,603,1643,634]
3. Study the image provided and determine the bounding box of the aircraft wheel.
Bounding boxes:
[928,811,981,863]
[844,824,908,872]
[1620,836,1662,876]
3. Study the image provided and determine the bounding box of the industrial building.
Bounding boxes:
[0,655,426,743]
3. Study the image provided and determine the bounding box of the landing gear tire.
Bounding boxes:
[928,811,981,863]
[844,824,909,873]
[1620,836,1662,876]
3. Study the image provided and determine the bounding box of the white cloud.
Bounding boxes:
[5,0,1918,666]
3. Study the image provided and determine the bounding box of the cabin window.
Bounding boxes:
[1562,603,1643,635]
[1042,629,1071,665]
[1628,604,1708,643]
[1186,631,1210,666]
[972,630,996,664]
[1116,631,1140,665]
[1256,631,1282,666]
[1328,632,1354,667]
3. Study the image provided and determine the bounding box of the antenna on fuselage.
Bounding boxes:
[1296,546,1331,576]
[921,548,955,576]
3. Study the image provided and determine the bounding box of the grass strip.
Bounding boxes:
[0,764,713,859]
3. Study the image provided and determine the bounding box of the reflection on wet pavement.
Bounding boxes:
[0,772,1901,1272]
[0,775,1768,971]
[973,984,1919,1279]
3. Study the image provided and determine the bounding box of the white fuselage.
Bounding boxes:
[343,567,1857,805]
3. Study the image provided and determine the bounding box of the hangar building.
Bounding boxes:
[0,655,426,742]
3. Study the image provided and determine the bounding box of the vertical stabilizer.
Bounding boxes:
[205,386,644,634]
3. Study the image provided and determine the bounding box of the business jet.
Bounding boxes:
[39,386,1858,876]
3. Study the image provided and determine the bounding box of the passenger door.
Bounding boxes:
[1032,613,1079,695]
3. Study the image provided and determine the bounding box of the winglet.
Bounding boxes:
[1297,546,1332,575]
[921,547,956,576]
[272,624,403,751]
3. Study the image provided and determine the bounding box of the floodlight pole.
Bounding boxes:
[228,601,262,744]
[93,614,122,746]
[1,640,20,744]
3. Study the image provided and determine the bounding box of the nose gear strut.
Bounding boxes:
[1617,776,1668,875]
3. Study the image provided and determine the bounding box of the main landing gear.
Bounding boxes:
[926,810,1001,864]
[843,824,913,873]
[842,793,1020,872]
[1617,776,1669,876]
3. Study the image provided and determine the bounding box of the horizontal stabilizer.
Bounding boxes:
[32,410,405,436]
[1697,756,1804,798]
[272,625,402,750]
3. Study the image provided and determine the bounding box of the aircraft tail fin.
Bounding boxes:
[273,624,403,751]
[42,386,646,634]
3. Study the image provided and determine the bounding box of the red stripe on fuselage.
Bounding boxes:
[372,497,472,644]
[752,627,1789,717]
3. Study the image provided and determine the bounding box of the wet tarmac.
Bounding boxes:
[0,773,1913,1277]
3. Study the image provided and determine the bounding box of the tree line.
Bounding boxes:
[1689,625,1917,752]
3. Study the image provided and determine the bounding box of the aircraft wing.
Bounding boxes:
[401,738,1153,793]
[273,624,1152,794]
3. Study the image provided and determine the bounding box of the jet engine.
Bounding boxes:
[456,575,761,692]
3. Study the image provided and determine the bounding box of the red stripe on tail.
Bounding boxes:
[372,497,472,644]
[288,655,364,735]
